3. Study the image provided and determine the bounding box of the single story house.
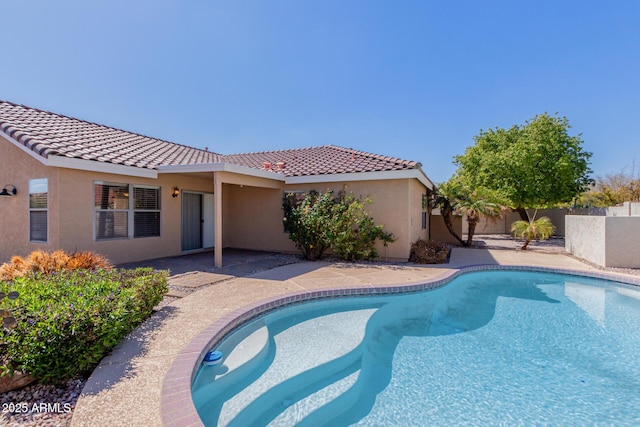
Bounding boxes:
[0,100,434,267]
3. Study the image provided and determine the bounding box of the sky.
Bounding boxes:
[2,1,639,183]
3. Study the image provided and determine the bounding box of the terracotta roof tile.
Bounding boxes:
[223,145,418,177]
[0,100,221,168]
[0,100,419,177]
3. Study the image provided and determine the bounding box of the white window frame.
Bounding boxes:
[93,181,161,241]
[29,178,49,243]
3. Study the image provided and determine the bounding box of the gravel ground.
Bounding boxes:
[0,379,85,427]
[470,234,640,276]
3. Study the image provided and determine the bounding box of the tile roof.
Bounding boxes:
[223,145,418,177]
[0,100,419,177]
[0,100,221,169]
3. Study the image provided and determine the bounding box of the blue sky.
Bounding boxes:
[2,1,639,183]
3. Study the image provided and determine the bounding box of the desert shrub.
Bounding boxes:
[0,250,113,281]
[283,189,394,261]
[283,190,334,260]
[0,268,167,383]
[409,239,450,264]
[329,193,395,261]
[64,251,112,270]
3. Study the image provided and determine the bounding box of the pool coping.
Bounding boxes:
[160,264,640,427]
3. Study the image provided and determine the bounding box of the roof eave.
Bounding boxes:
[284,168,434,189]
[157,162,287,181]
[1,129,158,179]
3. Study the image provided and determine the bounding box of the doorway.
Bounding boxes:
[181,192,214,251]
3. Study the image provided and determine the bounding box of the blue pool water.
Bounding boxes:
[192,271,640,426]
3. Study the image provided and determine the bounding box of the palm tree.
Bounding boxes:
[510,212,556,250]
[432,182,466,246]
[434,182,504,247]
[457,196,504,246]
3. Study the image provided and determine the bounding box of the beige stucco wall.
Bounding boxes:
[0,137,61,263]
[429,214,464,245]
[1,134,429,264]
[54,169,214,264]
[461,208,569,237]
[0,133,218,264]
[222,178,429,261]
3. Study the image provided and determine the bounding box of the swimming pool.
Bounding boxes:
[191,270,640,426]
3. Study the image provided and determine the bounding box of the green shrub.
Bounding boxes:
[283,190,334,260]
[283,189,394,261]
[0,268,167,383]
[329,193,395,261]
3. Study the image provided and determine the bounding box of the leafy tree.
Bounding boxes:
[510,213,556,250]
[454,113,593,221]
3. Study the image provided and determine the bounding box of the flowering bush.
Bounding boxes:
[0,268,167,383]
[283,189,394,261]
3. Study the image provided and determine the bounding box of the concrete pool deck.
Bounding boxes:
[70,247,634,427]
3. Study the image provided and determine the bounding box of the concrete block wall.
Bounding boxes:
[606,201,640,217]
[565,215,640,268]
[462,208,570,236]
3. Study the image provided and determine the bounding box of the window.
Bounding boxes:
[133,187,161,238]
[421,193,429,230]
[94,182,160,240]
[29,178,48,242]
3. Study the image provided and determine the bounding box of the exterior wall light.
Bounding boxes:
[0,185,17,196]
[172,187,180,198]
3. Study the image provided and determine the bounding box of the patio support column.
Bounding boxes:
[214,172,223,268]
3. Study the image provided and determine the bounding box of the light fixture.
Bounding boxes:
[172,187,180,198]
[0,185,17,197]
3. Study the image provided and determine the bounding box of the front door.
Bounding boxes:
[182,192,203,251]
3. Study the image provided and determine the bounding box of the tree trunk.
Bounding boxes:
[466,217,478,247]
[521,238,530,250]
[442,206,466,246]
[515,207,530,222]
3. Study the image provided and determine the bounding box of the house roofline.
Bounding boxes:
[1,130,158,178]
[156,162,287,181]
[3,126,435,187]
[284,168,434,189]
[159,162,434,189]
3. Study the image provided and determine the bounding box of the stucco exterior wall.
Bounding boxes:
[287,179,419,261]
[565,215,640,268]
[0,136,61,263]
[429,214,463,245]
[222,183,294,253]
[1,133,430,264]
[0,134,218,264]
[54,169,215,264]
[223,178,428,261]
[408,178,429,247]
